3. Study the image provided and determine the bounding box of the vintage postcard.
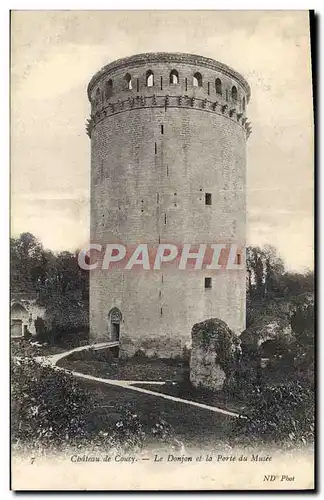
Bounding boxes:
[10,10,315,491]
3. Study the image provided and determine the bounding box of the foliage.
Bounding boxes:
[11,232,89,302]
[50,330,90,349]
[224,365,259,402]
[11,338,65,358]
[11,233,90,343]
[11,358,178,453]
[280,272,315,299]
[110,404,177,452]
[11,358,95,452]
[246,245,314,326]
[43,295,89,336]
[246,297,291,328]
[233,381,314,447]
[291,295,314,347]
[232,245,314,408]
[246,246,315,385]
[246,245,285,301]
[10,233,44,293]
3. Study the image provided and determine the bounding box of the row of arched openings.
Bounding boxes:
[96,79,114,102]
[94,71,246,110]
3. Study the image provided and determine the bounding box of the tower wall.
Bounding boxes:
[87,53,251,357]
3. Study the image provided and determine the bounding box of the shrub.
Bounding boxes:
[44,295,89,337]
[233,381,314,447]
[291,297,314,349]
[11,338,45,358]
[35,329,89,348]
[11,358,178,453]
[246,299,291,328]
[11,358,95,452]
[110,403,177,452]
[52,330,89,348]
[224,365,261,401]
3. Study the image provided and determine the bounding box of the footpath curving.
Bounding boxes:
[34,343,240,419]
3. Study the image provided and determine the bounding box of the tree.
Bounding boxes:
[10,233,89,302]
[246,245,314,329]
[290,294,314,348]
[10,233,46,293]
[246,245,285,300]
[279,271,314,298]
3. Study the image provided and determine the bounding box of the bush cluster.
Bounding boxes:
[233,381,314,447]
[11,357,178,453]
[43,295,89,340]
[192,311,314,447]
[11,358,95,452]
[110,404,177,452]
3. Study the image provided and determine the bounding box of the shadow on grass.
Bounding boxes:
[132,380,246,415]
[57,350,190,382]
[57,349,245,415]
[73,376,236,448]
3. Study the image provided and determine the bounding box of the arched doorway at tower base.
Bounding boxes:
[108,307,122,342]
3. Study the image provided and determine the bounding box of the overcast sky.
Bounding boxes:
[11,10,314,272]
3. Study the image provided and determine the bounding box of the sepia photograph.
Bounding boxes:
[10,9,315,491]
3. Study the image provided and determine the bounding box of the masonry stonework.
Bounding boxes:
[87,52,251,358]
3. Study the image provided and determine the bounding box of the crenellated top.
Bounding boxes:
[88,52,250,99]
[86,52,252,139]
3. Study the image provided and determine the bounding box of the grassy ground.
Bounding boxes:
[12,341,241,445]
[132,381,246,414]
[73,375,235,448]
[57,349,246,414]
[57,349,189,381]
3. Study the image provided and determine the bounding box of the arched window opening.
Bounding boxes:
[170,69,179,85]
[105,79,113,99]
[146,70,154,87]
[231,85,238,102]
[193,72,203,87]
[124,73,132,90]
[108,307,122,344]
[242,96,246,111]
[215,78,222,95]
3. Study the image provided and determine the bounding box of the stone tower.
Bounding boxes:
[87,52,251,358]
